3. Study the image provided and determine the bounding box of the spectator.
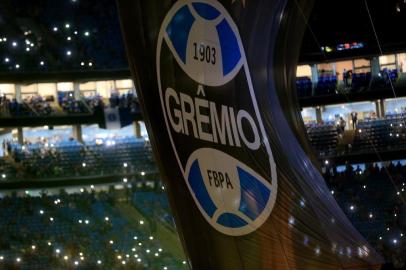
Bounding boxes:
[351,112,358,129]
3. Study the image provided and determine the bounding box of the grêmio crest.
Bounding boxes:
[156,0,277,236]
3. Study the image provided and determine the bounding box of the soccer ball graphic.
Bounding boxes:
[164,0,244,87]
[185,148,274,236]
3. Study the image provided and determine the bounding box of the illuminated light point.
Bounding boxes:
[65,23,70,29]
[163,266,168,270]
[155,253,159,257]
[85,219,89,224]
[0,256,3,260]
[31,245,36,250]
[90,185,94,189]
[82,162,86,167]
[324,160,329,165]
[1,174,5,179]
[123,162,128,168]
[48,242,52,246]
[123,178,128,183]
[331,190,334,195]
[40,61,44,66]
[121,261,126,265]
[49,217,54,222]
[149,236,154,240]
[84,31,90,36]
[66,50,72,56]
[74,31,78,35]
[369,213,373,219]
[137,258,141,263]
[56,249,61,254]
[139,220,144,225]
[12,42,17,47]
[109,240,114,244]
[393,239,398,244]
[80,188,84,193]
[74,261,79,266]
[64,256,69,261]
[67,36,71,41]
[16,257,21,263]
[80,62,85,66]
[97,260,102,265]
[88,62,93,67]
[105,216,109,221]
[15,64,20,69]
[182,261,186,265]
[4,58,9,63]
[26,47,30,52]
[53,27,58,32]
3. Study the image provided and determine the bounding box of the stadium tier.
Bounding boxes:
[324,162,406,268]
[0,186,186,270]
[0,0,406,269]
[1,136,156,180]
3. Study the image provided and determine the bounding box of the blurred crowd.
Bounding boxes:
[324,161,406,269]
[0,185,185,269]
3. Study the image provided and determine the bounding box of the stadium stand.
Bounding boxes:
[0,0,127,72]
[0,185,186,269]
[296,68,401,98]
[305,113,406,158]
[324,162,406,269]
[2,136,155,180]
[306,122,339,157]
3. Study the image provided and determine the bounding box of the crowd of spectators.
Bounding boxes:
[109,93,140,113]
[297,68,400,98]
[306,113,406,158]
[59,93,91,115]
[23,95,55,116]
[2,136,155,180]
[0,91,140,117]
[323,161,406,269]
[0,185,185,269]
[0,96,33,117]
[0,0,127,72]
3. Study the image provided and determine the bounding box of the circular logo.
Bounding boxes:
[157,0,277,236]
[161,0,243,87]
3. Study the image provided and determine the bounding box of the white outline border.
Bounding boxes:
[156,0,277,236]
